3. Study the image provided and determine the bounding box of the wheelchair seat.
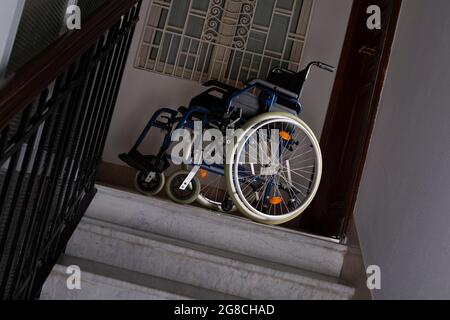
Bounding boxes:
[187,66,308,121]
[189,89,229,120]
[189,80,240,121]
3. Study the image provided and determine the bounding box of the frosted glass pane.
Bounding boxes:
[168,0,190,28]
[253,0,275,26]
[247,31,266,54]
[277,0,294,10]
[266,14,289,53]
[192,0,209,11]
[167,35,181,64]
[186,16,205,38]
[158,9,168,29]
[290,0,304,33]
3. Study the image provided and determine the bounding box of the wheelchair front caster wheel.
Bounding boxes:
[165,170,201,205]
[221,198,234,212]
[134,171,165,196]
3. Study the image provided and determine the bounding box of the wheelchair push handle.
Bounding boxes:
[317,62,335,72]
[309,61,335,73]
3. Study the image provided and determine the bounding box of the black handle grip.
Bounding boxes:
[317,63,335,72]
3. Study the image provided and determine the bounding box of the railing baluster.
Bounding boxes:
[46,48,95,240]
[0,0,142,299]
[4,91,62,299]
[0,90,48,298]
[79,22,123,186]
[23,62,86,297]
[12,109,63,299]
[55,38,106,221]
[73,25,122,196]
[0,106,33,298]
[0,128,9,156]
[91,7,140,180]
[96,20,138,172]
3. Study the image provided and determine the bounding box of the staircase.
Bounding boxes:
[41,185,355,300]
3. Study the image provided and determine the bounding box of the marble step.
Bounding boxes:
[41,255,239,300]
[88,185,347,278]
[65,217,354,300]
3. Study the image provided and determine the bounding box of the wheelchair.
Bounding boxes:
[119,61,335,225]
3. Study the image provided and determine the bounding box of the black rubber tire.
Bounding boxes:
[165,170,201,205]
[134,171,165,196]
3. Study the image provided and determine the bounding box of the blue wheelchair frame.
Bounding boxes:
[119,62,334,204]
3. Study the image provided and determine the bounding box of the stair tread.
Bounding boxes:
[46,255,240,300]
[76,216,354,297]
[96,185,344,249]
[88,185,347,278]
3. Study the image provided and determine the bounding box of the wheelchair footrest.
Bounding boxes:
[119,150,149,173]
[119,150,170,174]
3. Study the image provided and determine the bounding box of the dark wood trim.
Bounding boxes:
[339,0,403,238]
[299,0,403,239]
[0,0,140,130]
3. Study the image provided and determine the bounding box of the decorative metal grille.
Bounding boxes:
[136,0,313,86]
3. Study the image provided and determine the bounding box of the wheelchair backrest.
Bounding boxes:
[188,66,308,118]
[265,67,308,111]
[266,67,308,97]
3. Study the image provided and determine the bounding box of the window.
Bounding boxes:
[136,0,313,86]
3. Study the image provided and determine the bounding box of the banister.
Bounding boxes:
[0,0,140,130]
[0,0,141,299]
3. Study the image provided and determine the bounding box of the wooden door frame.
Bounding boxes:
[299,0,403,239]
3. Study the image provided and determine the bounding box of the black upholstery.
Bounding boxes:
[266,67,308,96]
[188,66,307,119]
[266,67,308,109]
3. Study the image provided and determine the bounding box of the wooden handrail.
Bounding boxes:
[0,0,140,129]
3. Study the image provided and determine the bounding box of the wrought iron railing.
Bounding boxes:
[0,0,141,299]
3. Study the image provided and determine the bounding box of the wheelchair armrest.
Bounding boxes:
[246,79,299,100]
[202,80,239,94]
[270,66,296,75]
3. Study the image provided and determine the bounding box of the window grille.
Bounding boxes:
[136,0,313,86]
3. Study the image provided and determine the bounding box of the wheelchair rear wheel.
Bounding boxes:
[195,168,236,212]
[183,157,236,212]
[225,112,322,225]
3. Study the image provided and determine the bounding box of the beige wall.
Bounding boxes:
[103,0,353,165]
[354,0,450,299]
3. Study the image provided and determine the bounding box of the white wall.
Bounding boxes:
[300,0,352,136]
[0,0,25,78]
[103,0,352,165]
[354,0,450,299]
